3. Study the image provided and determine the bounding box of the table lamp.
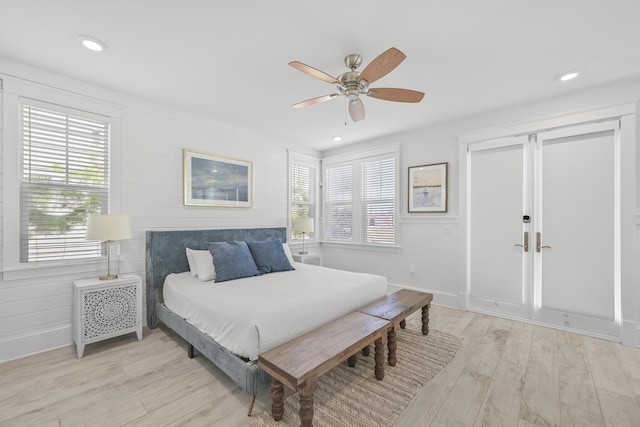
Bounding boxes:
[293,217,314,255]
[86,214,132,280]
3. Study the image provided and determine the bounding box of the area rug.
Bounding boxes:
[249,322,461,427]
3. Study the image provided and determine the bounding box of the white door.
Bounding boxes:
[468,136,531,318]
[467,121,620,337]
[533,123,619,336]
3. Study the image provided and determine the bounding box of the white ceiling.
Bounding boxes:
[1,1,640,151]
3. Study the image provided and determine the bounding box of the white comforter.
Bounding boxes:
[163,263,387,360]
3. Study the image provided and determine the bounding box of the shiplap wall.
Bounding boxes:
[0,60,314,362]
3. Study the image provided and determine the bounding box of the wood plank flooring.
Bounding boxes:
[1,305,639,426]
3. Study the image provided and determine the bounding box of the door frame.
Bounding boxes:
[458,103,637,345]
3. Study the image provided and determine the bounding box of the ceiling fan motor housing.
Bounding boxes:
[337,70,368,100]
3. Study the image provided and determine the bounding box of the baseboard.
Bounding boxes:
[621,319,638,346]
[387,282,461,309]
[0,325,73,363]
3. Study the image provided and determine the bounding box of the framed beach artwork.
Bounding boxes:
[408,162,448,213]
[183,149,252,207]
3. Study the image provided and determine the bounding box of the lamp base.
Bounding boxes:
[298,251,308,255]
[99,274,118,280]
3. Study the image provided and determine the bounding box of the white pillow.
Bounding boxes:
[282,243,295,268]
[186,247,216,281]
[185,247,198,277]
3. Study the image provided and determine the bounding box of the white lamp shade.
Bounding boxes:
[293,217,314,233]
[86,214,132,241]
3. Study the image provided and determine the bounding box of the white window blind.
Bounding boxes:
[290,162,316,240]
[323,147,398,246]
[324,163,353,241]
[20,101,110,262]
[362,156,395,244]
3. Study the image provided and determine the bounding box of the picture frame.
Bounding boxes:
[408,162,448,213]
[183,149,252,207]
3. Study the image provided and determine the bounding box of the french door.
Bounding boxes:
[467,121,620,337]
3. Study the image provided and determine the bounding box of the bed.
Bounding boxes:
[145,227,387,413]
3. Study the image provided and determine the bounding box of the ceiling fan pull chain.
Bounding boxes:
[344,98,347,126]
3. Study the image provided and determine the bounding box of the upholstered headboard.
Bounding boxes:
[145,227,287,327]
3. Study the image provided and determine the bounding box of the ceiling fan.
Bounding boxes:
[289,47,424,122]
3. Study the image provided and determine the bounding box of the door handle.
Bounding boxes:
[513,231,529,252]
[536,232,552,252]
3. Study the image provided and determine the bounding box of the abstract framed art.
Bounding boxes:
[408,162,448,213]
[183,149,252,207]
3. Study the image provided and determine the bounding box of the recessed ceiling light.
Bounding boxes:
[78,35,106,52]
[559,71,578,82]
[332,136,343,142]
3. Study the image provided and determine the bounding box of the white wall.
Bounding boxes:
[0,58,316,362]
[322,76,640,343]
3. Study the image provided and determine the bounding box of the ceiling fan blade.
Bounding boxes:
[367,88,425,103]
[357,47,406,84]
[292,94,339,109]
[349,98,365,122]
[289,61,339,85]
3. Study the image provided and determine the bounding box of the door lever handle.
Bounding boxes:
[536,232,552,252]
[513,231,529,252]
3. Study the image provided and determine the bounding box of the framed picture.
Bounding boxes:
[183,149,252,207]
[408,162,448,213]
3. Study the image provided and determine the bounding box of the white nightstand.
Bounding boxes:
[292,253,321,266]
[73,274,143,358]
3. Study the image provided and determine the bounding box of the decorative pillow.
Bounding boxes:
[282,243,295,268]
[247,239,296,274]
[186,247,216,281]
[208,241,260,282]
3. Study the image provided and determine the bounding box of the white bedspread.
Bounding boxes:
[163,263,387,361]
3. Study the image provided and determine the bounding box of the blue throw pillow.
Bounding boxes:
[208,241,260,282]
[247,239,295,274]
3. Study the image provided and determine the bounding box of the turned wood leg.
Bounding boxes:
[387,326,397,367]
[362,345,371,356]
[399,319,406,329]
[298,378,317,427]
[374,338,385,380]
[271,379,284,421]
[187,343,195,359]
[347,354,357,367]
[422,303,431,335]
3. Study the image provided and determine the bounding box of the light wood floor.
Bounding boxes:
[1,306,639,426]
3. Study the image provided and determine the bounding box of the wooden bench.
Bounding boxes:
[258,311,389,427]
[357,289,433,366]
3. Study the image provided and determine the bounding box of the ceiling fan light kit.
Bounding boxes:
[289,47,425,122]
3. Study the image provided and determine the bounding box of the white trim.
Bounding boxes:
[399,215,459,224]
[0,325,72,363]
[458,103,636,144]
[322,143,400,165]
[537,119,620,142]
[2,78,122,272]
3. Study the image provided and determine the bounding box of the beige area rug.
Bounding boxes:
[249,321,461,427]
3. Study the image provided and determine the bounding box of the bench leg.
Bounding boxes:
[299,378,317,427]
[362,345,371,356]
[347,354,357,367]
[374,338,385,380]
[399,319,406,329]
[387,326,397,367]
[422,303,431,335]
[271,379,284,421]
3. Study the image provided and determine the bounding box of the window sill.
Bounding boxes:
[321,241,402,254]
[1,258,104,282]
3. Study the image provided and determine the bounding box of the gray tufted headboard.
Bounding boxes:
[145,227,287,327]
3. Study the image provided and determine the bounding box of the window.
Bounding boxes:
[323,146,399,246]
[20,100,110,262]
[289,151,319,241]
